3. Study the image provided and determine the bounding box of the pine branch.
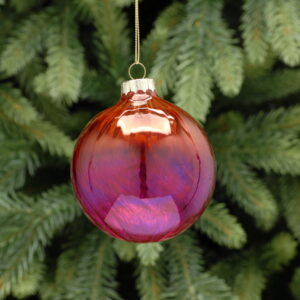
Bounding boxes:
[9,0,43,12]
[0,11,14,55]
[218,132,300,176]
[194,273,235,300]
[232,260,266,300]
[142,2,184,68]
[237,69,300,103]
[212,233,297,300]
[39,278,61,300]
[27,120,74,158]
[0,109,74,158]
[34,5,84,104]
[137,262,166,300]
[73,0,130,80]
[216,156,278,230]
[196,202,247,249]
[12,259,45,299]
[152,0,243,120]
[265,0,300,66]
[211,106,300,207]
[0,185,79,298]
[247,143,300,175]
[80,68,119,104]
[262,105,300,131]
[259,232,297,273]
[0,11,47,75]
[114,0,132,7]
[207,111,245,135]
[211,253,267,300]
[163,232,234,300]
[241,0,268,64]
[0,192,32,215]
[279,178,300,240]
[150,28,185,96]
[39,245,87,300]
[210,257,238,289]
[16,57,45,96]
[0,84,38,124]
[66,231,122,300]
[199,0,243,96]
[93,0,130,80]
[136,243,164,266]
[243,53,276,80]
[164,233,204,300]
[30,95,77,134]
[152,3,216,120]
[174,35,214,121]
[0,136,40,192]
[215,105,300,136]
[219,106,300,175]
[0,85,40,191]
[291,268,300,300]
[113,239,136,262]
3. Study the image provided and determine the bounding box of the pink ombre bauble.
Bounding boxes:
[71,78,216,243]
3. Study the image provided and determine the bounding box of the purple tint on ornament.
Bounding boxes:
[71,78,216,243]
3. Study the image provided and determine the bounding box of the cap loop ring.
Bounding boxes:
[128,62,147,80]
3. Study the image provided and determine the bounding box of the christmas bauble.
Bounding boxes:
[71,78,216,243]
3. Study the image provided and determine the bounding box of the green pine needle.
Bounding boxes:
[113,239,137,262]
[0,84,38,124]
[260,232,297,273]
[136,243,164,266]
[0,185,79,298]
[217,157,278,230]
[143,2,184,69]
[34,6,84,104]
[241,0,269,64]
[137,262,166,300]
[238,69,300,103]
[265,0,300,66]
[280,179,300,240]
[174,39,213,122]
[0,136,40,192]
[196,202,247,249]
[164,233,234,300]
[0,11,47,75]
[233,261,266,300]
[9,0,43,12]
[12,259,45,299]
[291,268,300,300]
[66,231,122,300]
[201,1,243,96]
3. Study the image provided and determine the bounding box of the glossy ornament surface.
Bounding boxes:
[71,79,216,243]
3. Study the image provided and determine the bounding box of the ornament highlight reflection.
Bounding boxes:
[71,80,216,242]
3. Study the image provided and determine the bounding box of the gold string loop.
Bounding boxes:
[128,0,147,80]
[128,62,146,79]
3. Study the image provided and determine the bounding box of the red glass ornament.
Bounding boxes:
[71,79,216,243]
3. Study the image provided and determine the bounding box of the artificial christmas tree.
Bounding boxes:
[0,0,300,299]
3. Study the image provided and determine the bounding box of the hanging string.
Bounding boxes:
[135,0,140,63]
[128,0,147,80]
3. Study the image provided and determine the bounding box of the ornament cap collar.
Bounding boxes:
[121,78,155,94]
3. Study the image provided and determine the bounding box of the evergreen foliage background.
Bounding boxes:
[0,0,300,299]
